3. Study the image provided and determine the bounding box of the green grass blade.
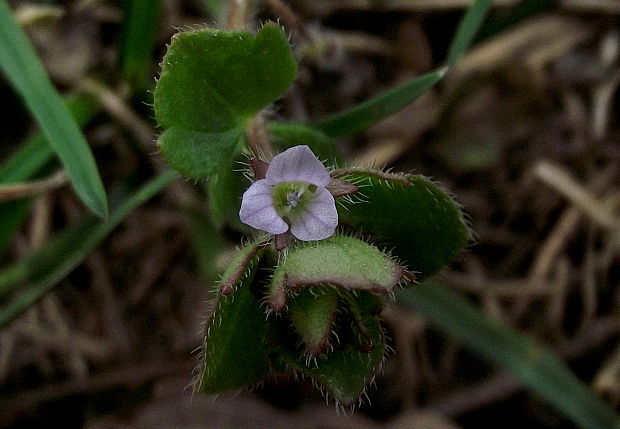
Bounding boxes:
[0,137,51,185]
[0,200,31,256]
[446,0,493,67]
[121,0,161,90]
[475,0,555,41]
[0,94,100,184]
[0,170,178,328]
[314,69,446,137]
[397,282,619,429]
[0,95,100,258]
[0,0,108,217]
[312,0,494,137]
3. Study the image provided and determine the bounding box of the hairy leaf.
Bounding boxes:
[288,287,339,356]
[196,239,269,393]
[268,235,404,311]
[158,127,243,179]
[275,306,385,405]
[154,23,296,132]
[336,169,471,278]
[153,23,296,178]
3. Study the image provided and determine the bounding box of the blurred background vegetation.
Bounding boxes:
[0,0,618,428]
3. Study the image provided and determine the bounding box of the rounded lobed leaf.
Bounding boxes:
[154,23,297,133]
[158,127,243,179]
[153,23,297,179]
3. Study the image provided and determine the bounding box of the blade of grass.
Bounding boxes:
[312,0,494,137]
[0,95,100,257]
[0,170,179,329]
[121,0,161,90]
[0,200,31,256]
[314,68,446,137]
[0,0,108,217]
[474,0,556,42]
[0,94,100,184]
[397,282,619,429]
[446,0,493,67]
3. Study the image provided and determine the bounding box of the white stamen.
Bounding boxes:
[287,191,300,207]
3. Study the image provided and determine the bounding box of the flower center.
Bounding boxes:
[272,181,317,221]
[286,191,301,207]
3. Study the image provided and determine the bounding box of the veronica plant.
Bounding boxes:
[153,22,470,406]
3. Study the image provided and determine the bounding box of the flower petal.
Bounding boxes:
[239,180,288,234]
[290,187,338,241]
[265,145,330,187]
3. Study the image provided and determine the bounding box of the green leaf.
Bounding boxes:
[154,23,296,178]
[337,169,471,279]
[270,122,342,163]
[216,237,266,296]
[314,69,445,138]
[154,22,297,132]
[121,0,161,90]
[397,282,620,429]
[275,306,385,405]
[288,287,339,356]
[0,1,108,217]
[195,239,270,393]
[0,170,179,328]
[340,290,384,352]
[158,127,243,179]
[350,290,383,316]
[446,0,493,67]
[268,235,404,312]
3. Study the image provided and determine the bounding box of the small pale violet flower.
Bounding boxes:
[239,145,338,241]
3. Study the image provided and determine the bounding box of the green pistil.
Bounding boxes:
[272,181,316,221]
